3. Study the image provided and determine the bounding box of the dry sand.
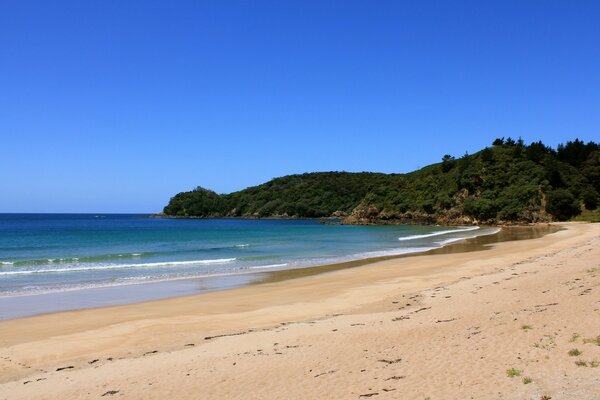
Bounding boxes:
[0,222,599,399]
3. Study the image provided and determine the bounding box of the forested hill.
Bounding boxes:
[163,138,600,224]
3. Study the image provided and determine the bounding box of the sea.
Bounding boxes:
[0,214,499,319]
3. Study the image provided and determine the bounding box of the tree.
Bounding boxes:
[583,151,600,191]
[557,139,600,167]
[546,189,581,221]
[525,141,551,163]
[440,154,455,172]
[582,189,599,210]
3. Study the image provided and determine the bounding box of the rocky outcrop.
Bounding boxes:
[340,199,552,226]
[341,201,381,224]
[341,202,446,225]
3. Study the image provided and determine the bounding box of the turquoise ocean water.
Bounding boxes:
[0,214,498,318]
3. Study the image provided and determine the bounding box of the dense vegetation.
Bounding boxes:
[163,138,600,224]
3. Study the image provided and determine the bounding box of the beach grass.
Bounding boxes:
[572,208,600,223]
[569,333,580,342]
[568,348,581,356]
[582,336,600,346]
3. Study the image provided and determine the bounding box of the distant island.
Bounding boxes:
[162,138,600,225]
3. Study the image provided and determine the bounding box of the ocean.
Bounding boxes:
[0,214,498,318]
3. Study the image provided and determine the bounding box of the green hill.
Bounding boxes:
[163,138,600,224]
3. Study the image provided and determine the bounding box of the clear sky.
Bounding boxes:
[1,1,599,213]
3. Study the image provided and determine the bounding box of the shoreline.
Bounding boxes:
[0,224,549,320]
[153,213,559,226]
[1,222,598,399]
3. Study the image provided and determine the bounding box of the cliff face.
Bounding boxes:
[163,139,600,224]
[340,208,554,226]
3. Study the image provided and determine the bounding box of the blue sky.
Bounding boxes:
[1,1,599,213]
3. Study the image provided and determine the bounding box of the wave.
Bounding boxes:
[6,252,157,267]
[351,246,438,259]
[0,258,237,276]
[248,263,288,270]
[0,267,269,298]
[208,243,252,250]
[3,244,252,269]
[323,227,499,263]
[398,226,480,241]
[0,263,289,298]
[435,227,501,245]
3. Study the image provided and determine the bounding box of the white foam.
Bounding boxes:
[436,227,501,245]
[249,263,288,270]
[1,261,14,265]
[283,246,440,270]
[350,246,438,259]
[234,244,250,248]
[0,258,237,276]
[436,237,468,245]
[398,226,480,241]
[0,267,277,298]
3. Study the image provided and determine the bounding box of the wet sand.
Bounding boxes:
[0,222,598,399]
[258,225,559,284]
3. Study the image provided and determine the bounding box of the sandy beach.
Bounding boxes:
[1,222,599,399]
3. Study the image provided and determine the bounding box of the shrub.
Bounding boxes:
[546,189,581,220]
[582,190,599,210]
